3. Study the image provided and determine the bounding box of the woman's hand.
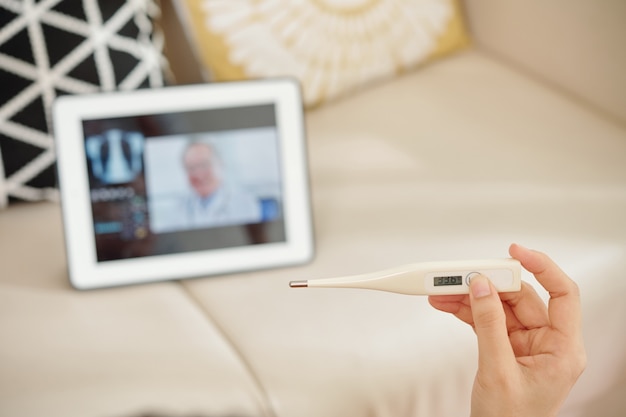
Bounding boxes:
[429,244,586,417]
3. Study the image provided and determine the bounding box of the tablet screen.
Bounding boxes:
[82,104,286,262]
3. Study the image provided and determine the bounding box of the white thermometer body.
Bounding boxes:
[289,258,522,295]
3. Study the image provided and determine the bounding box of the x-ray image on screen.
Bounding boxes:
[85,129,144,185]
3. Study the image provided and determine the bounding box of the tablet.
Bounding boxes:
[53,79,314,289]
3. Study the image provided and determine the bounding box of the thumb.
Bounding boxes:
[469,274,516,375]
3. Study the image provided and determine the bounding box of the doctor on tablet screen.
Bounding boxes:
[180,140,261,228]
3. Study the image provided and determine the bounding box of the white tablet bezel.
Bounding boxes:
[53,79,314,290]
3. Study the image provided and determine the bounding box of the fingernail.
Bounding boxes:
[470,275,492,298]
[515,242,533,252]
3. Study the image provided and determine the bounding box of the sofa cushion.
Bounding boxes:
[181,50,626,417]
[0,202,272,417]
[0,0,167,207]
[0,284,274,417]
[176,0,469,106]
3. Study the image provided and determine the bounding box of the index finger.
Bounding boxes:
[509,243,582,338]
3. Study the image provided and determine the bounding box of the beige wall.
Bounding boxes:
[464,0,626,125]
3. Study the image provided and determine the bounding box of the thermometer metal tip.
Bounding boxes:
[289,280,308,288]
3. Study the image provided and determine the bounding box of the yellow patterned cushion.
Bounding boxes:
[178,0,469,107]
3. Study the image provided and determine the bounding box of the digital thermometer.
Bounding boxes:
[289,258,522,295]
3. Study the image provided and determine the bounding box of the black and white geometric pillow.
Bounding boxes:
[0,0,168,208]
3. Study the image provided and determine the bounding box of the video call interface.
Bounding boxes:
[82,104,286,262]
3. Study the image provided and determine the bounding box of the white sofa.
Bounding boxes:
[1,2,625,416]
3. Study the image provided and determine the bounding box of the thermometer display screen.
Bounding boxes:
[434,275,463,286]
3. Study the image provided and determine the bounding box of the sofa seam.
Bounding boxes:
[176,282,278,417]
[473,45,626,131]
